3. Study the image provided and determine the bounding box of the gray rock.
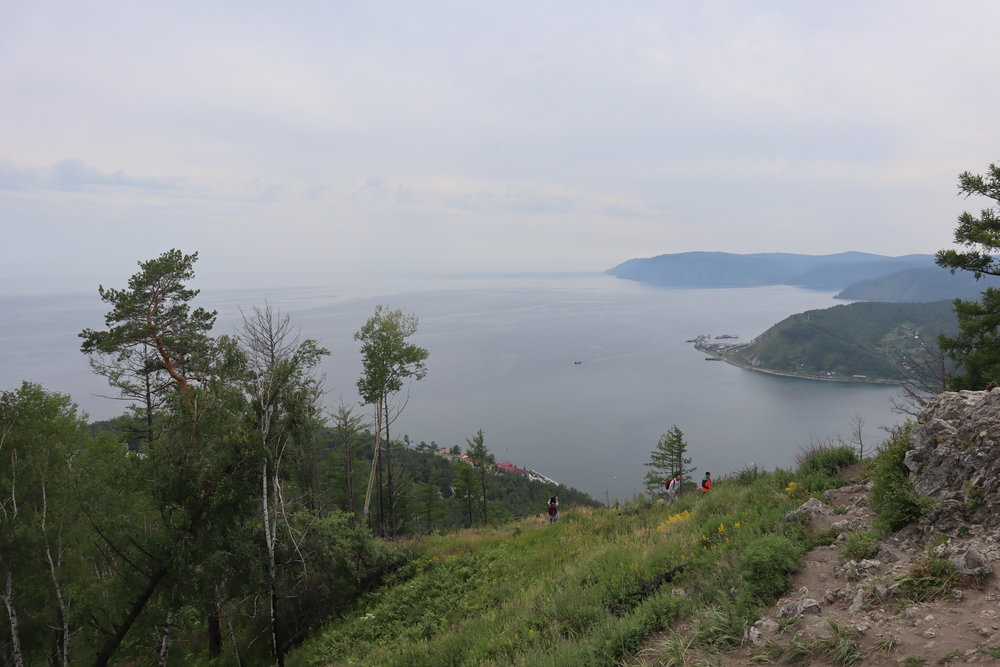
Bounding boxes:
[906,390,1000,534]
[754,617,779,633]
[875,545,898,563]
[951,548,991,576]
[778,602,802,619]
[800,598,821,615]
[784,497,833,523]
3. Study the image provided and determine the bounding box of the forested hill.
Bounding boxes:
[722,300,958,382]
[606,251,933,290]
[834,266,1000,302]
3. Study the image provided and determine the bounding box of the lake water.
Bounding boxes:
[1,273,906,502]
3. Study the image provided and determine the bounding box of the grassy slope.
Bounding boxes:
[289,465,832,666]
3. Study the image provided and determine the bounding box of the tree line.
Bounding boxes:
[0,250,595,666]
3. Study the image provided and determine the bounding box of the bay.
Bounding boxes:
[1,273,906,503]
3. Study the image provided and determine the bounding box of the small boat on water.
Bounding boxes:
[705,357,722,361]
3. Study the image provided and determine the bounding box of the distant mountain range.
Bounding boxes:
[834,266,1000,302]
[605,251,1000,302]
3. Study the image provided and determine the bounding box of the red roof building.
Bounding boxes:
[495,461,529,476]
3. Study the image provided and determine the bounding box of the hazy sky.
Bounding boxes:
[3,1,998,293]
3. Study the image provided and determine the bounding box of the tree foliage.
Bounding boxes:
[465,429,490,525]
[353,306,428,533]
[643,425,694,497]
[935,163,1000,389]
[935,163,1000,279]
[5,249,611,664]
[80,249,217,398]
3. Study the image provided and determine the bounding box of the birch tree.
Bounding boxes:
[354,306,428,535]
[0,383,102,666]
[238,304,328,666]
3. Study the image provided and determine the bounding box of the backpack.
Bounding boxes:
[548,501,558,516]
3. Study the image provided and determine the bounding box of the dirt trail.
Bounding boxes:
[635,463,1000,665]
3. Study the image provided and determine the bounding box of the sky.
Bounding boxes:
[2,1,999,294]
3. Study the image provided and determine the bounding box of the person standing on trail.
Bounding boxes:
[547,496,559,524]
[666,474,681,504]
[700,472,712,493]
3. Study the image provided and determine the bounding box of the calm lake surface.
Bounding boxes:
[2,273,905,502]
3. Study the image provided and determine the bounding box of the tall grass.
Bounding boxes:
[289,458,852,666]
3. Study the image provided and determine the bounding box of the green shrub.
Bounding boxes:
[841,530,880,562]
[869,426,924,532]
[797,468,845,494]
[797,443,859,477]
[805,526,840,550]
[896,556,961,603]
[738,535,803,602]
[731,463,766,486]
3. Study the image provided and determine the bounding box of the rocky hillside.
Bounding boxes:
[703,390,1000,665]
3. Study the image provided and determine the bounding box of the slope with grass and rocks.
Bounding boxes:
[289,389,1000,666]
[681,390,1000,666]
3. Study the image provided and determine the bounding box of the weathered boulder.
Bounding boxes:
[906,390,1000,531]
[783,497,832,523]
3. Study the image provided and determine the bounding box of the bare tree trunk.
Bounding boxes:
[208,610,222,657]
[345,431,356,529]
[362,398,384,534]
[480,468,488,525]
[384,400,395,537]
[377,426,385,537]
[93,565,168,667]
[1,568,24,667]
[40,481,70,666]
[262,460,284,666]
[850,415,865,460]
[226,612,245,667]
[143,366,155,445]
[158,607,174,667]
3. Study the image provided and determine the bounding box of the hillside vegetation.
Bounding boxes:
[290,448,859,666]
[724,300,958,382]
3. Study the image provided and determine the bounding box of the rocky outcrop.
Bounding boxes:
[733,394,1000,666]
[906,389,1000,531]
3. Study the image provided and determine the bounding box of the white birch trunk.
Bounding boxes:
[41,482,70,666]
[262,460,281,666]
[1,569,24,667]
[361,397,383,519]
[158,608,174,667]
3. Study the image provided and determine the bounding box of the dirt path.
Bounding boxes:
[633,464,1000,665]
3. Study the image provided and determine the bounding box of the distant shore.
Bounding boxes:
[694,342,903,386]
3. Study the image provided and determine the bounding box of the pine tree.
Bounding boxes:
[935,163,1000,388]
[465,429,490,525]
[643,425,694,497]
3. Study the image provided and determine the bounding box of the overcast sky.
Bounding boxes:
[3,1,998,293]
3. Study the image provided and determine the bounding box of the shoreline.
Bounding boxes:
[694,343,903,386]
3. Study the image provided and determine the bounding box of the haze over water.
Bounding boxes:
[2,274,904,502]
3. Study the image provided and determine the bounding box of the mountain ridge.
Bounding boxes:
[606,251,934,291]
